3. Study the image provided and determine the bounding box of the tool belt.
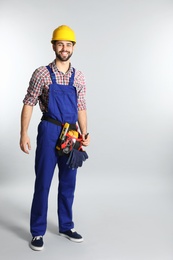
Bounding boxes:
[41,115,76,129]
[41,115,82,155]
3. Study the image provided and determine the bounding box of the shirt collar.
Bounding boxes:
[51,60,73,75]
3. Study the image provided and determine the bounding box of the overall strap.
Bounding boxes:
[69,68,75,86]
[46,65,56,84]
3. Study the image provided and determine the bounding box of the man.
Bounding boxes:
[20,25,90,251]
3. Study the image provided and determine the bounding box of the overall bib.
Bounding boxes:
[30,66,78,236]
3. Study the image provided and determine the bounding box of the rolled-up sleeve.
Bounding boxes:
[75,71,87,111]
[23,68,44,106]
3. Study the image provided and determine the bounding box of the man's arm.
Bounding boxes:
[20,104,33,154]
[78,110,90,146]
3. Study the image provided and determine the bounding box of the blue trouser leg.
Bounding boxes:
[58,156,77,232]
[30,121,58,236]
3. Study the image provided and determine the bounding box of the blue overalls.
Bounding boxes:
[30,66,78,236]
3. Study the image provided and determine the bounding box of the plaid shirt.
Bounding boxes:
[23,60,86,112]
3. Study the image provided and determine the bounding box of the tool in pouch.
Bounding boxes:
[56,123,89,169]
[56,123,81,155]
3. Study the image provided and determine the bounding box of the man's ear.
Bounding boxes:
[72,43,75,51]
[52,43,56,51]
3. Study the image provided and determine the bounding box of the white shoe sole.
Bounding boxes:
[30,243,44,251]
[59,232,84,243]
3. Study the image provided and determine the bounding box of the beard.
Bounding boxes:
[56,51,73,62]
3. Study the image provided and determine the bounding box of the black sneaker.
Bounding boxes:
[59,228,83,243]
[30,236,44,251]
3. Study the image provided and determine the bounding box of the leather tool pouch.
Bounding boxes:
[56,123,82,156]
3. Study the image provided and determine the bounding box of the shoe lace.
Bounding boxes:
[33,236,42,241]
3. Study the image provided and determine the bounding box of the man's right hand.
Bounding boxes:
[20,134,31,154]
[20,104,33,154]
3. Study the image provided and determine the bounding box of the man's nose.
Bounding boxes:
[62,45,67,51]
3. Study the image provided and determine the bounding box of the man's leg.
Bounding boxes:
[57,155,77,233]
[30,121,59,237]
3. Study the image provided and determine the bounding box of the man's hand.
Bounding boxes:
[20,104,33,154]
[20,133,31,154]
[81,133,90,147]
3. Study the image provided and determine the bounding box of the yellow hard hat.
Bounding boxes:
[51,25,76,44]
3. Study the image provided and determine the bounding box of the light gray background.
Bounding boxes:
[0,0,173,259]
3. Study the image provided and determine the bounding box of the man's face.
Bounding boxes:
[53,41,74,61]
